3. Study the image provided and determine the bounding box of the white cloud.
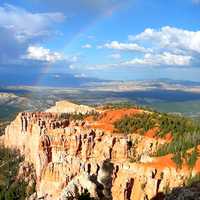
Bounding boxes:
[89,52,192,70]
[0,4,65,41]
[74,73,87,78]
[24,46,79,64]
[122,52,192,67]
[96,26,200,69]
[103,41,151,53]
[82,44,92,49]
[129,26,200,54]
[24,46,64,63]
[110,53,121,59]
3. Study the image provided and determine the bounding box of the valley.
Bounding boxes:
[1,80,200,122]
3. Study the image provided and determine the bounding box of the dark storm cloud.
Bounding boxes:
[0,1,124,66]
[0,0,126,82]
[0,3,65,64]
[0,27,26,64]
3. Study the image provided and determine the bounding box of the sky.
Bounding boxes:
[0,0,200,83]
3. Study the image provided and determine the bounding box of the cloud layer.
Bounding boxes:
[82,44,92,49]
[0,1,199,82]
[103,41,151,53]
[0,3,66,69]
[129,26,200,54]
[0,4,65,41]
[96,26,200,69]
[24,46,64,63]
[122,52,191,67]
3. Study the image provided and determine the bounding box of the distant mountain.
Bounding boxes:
[152,78,200,86]
[0,72,106,87]
[1,71,200,88]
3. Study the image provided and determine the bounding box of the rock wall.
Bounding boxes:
[1,102,198,200]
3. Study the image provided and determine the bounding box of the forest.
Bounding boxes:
[114,111,200,168]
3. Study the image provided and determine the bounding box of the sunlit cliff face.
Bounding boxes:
[1,101,200,200]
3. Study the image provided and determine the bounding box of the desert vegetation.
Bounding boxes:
[60,110,100,121]
[0,147,35,200]
[103,101,155,112]
[114,110,200,168]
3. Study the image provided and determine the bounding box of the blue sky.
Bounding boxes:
[0,0,200,82]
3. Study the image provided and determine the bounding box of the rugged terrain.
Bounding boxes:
[1,101,200,200]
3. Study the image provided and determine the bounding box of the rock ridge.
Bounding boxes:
[1,101,199,200]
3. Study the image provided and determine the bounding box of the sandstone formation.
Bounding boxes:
[46,100,96,114]
[1,101,200,200]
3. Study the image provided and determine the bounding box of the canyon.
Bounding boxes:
[1,101,200,200]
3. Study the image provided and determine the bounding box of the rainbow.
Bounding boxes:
[35,1,128,87]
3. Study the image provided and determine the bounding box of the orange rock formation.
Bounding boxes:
[1,101,199,200]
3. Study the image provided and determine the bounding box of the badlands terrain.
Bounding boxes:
[0,101,200,199]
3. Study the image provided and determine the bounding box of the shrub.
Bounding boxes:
[114,109,200,168]
[187,147,199,169]
[0,147,35,200]
[187,173,200,186]
[172,152,183,168]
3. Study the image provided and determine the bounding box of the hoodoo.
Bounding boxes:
[1,101,200,200]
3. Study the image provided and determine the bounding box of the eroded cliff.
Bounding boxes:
[1,101,200,200]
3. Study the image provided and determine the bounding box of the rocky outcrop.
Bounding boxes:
[46,100,96,114]
[1,101,199,200]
